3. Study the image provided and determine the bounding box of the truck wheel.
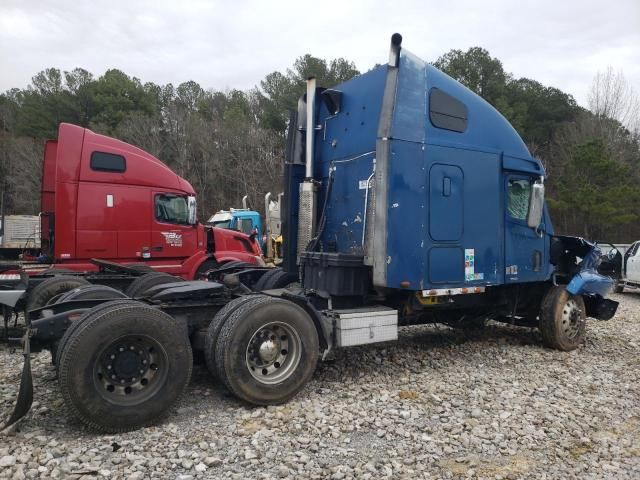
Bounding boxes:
[539,286,586,351]
[57,300,192,432]
[252,268,280,291]
[195,260,219,280]
[53,295,131,368]
[260,269,298,290]
[204,295,271,379]
[215,298,319,405]
[27,275,90,313]
[125,272,180,298]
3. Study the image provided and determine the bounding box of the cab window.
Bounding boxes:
[237,218,254,234]
[507,179,531,221]
[155,195,189,224]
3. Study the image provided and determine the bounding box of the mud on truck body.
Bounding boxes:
[1,34,618,433]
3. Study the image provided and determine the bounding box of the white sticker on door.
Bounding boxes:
[161,231,183,247]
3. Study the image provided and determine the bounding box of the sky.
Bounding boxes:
[1,0,639,108]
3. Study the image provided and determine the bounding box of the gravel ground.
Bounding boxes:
[1,292,639,479]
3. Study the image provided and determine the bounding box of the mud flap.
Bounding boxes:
[1,328,33,431]
[583,295,619,321]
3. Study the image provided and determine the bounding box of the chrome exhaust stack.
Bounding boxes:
[296,77,318,263]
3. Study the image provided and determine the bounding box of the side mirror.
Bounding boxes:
[527,179,545,229]
[187,196,198,225]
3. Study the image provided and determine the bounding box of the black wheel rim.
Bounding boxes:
[94,335,168,405]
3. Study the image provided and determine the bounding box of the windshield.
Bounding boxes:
[207,212,233,229]
[212,219,232,228]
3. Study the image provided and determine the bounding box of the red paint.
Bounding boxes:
[39,123,261,279]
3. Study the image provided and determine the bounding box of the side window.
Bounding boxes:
[91,152,126,172]
[507,179,532,221]
[237,218,254,235]
[429,88,468,133]
[155,195,189,224]
[631,243,640,256]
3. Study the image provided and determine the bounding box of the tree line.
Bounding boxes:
[1,47,639,242]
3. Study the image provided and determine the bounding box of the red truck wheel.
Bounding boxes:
[57,300,192,432]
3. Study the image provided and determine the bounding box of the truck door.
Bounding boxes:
[150,193,198,260]
[504,175,546,283]
[627,242,640,282]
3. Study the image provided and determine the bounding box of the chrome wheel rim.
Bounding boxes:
[561,298,583,339]
[245,322,301,385]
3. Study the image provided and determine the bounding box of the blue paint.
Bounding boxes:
[566,244,614,297]
[292,44,608,298]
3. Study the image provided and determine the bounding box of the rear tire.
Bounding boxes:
[252,268,279,291]
[27,276,90,314]
[204,295,271,380]
[539,286,586,351]
[57,300,192,432]
[125,272,180,298]
[215,298,319,405]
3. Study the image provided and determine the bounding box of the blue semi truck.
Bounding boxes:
[1,34,618,432]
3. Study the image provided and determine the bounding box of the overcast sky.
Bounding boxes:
[1,0,638,107]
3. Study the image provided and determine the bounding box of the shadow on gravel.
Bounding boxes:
[398,322,542,350]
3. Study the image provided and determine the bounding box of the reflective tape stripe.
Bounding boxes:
[421,287,486,297]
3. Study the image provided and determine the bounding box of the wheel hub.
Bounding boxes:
[94,335,166,403]
[112,350,143,378]
[246,322,302,385]
[258,339,279,363]
[561,299,583,339]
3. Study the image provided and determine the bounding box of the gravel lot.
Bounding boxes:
[1,292,639,479]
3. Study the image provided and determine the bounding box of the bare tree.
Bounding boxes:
[588,67,640,135]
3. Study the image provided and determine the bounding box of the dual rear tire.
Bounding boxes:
[205,296,319,405]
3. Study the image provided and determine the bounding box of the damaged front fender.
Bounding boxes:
[561,237,618,320]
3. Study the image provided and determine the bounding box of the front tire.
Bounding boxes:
[215,298,319,405]
[57,300,192,432]
[539,286,586,351]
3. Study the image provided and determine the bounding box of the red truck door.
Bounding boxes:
[150,192,199,260]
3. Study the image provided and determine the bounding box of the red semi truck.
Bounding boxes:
[34,123,263,279]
